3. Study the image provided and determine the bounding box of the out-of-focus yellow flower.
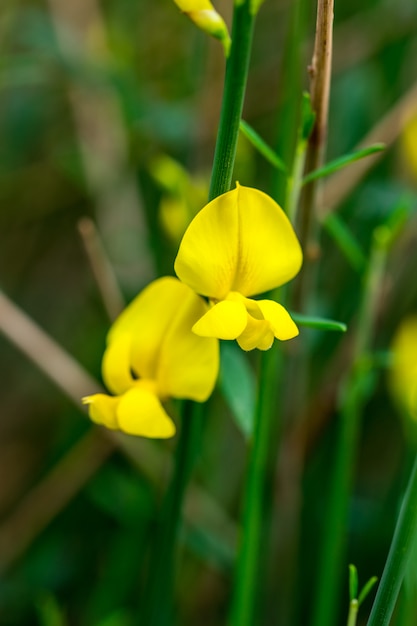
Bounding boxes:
[174,184,303,351]
[391,316,417,420]
[401,114,417,180]
[83,277,219,438]
[149,154,208,244]
[173,0,231,56]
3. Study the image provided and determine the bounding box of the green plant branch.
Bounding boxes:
[209,1,256,201]
[144,402,203,626]
[229,344,283,626]
[147,2,258,622]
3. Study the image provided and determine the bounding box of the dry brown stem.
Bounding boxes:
[78,217,125,321]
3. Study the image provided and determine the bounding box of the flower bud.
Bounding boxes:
[174,0,231,56]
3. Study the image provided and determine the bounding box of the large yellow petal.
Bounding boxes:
[82,394,119,430]
[156,290,220,402]
[102,333,135,395]
[257,299,299,340]
[175,190,240,299]
[192,300,247,339]
[174,184,302,299]
[107,277,193,380]
[231,185,302,295]
[117,388,176,438]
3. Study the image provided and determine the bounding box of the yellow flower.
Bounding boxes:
[401,114,417,181]
[174,184,303,351]
[173,0,231,56]
[391,316,417,420]
[82,277,219,438]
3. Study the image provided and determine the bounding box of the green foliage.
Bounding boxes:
[2,0,417,625]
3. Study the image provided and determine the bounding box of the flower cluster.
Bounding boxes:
[83,184,302,438]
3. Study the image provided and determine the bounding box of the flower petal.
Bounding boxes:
[82,394,119,429]
[173,1,231,56]
[236,316,274,351]
[175,190,240,299]
[257,299,299,340]
[231,185,302,296]
[102,333,135,395]
[174,184,302,299]
[117,388,176,438]
[157,291,220,402]
[192,300,247,339]
[107,277,196,381]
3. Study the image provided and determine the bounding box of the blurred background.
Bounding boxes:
[1,0,417,624]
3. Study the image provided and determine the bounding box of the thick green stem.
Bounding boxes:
[229,345,283,626]
[146,4,257,622]
[145,402,202,626]
[366,457,417,626]
[208,1,255,201]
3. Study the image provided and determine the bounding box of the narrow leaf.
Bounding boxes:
[323,213,366,272]
[291,313,347,333]
[239,120,287,173]
[358,576,378,606]
[219,342,256,439]
[302,143,386,185]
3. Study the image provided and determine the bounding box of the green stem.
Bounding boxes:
[229,344,283,626]
[366,457,417,626]
[145,402,202,626]
[208,1,255,201]
[285,138,308,224]
[146,3,257,621]
[311,231,389,626]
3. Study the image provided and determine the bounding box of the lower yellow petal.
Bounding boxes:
[192,300,247,339]
[82,394,119,429]
[117,388,176,439]
[257,299,299,340]
[237,316,273,351]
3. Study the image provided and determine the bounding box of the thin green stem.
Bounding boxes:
[229,344,283,626]
[144,402,203,626]
[347,600,359,626]
[208,1,255,201]
[311,231,389,626]
[285,138,308,224]
[366,457,417,626]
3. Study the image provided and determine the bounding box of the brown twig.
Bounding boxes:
[78,217,125,320]
[0,290,101,405]
[294,0,334,311]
